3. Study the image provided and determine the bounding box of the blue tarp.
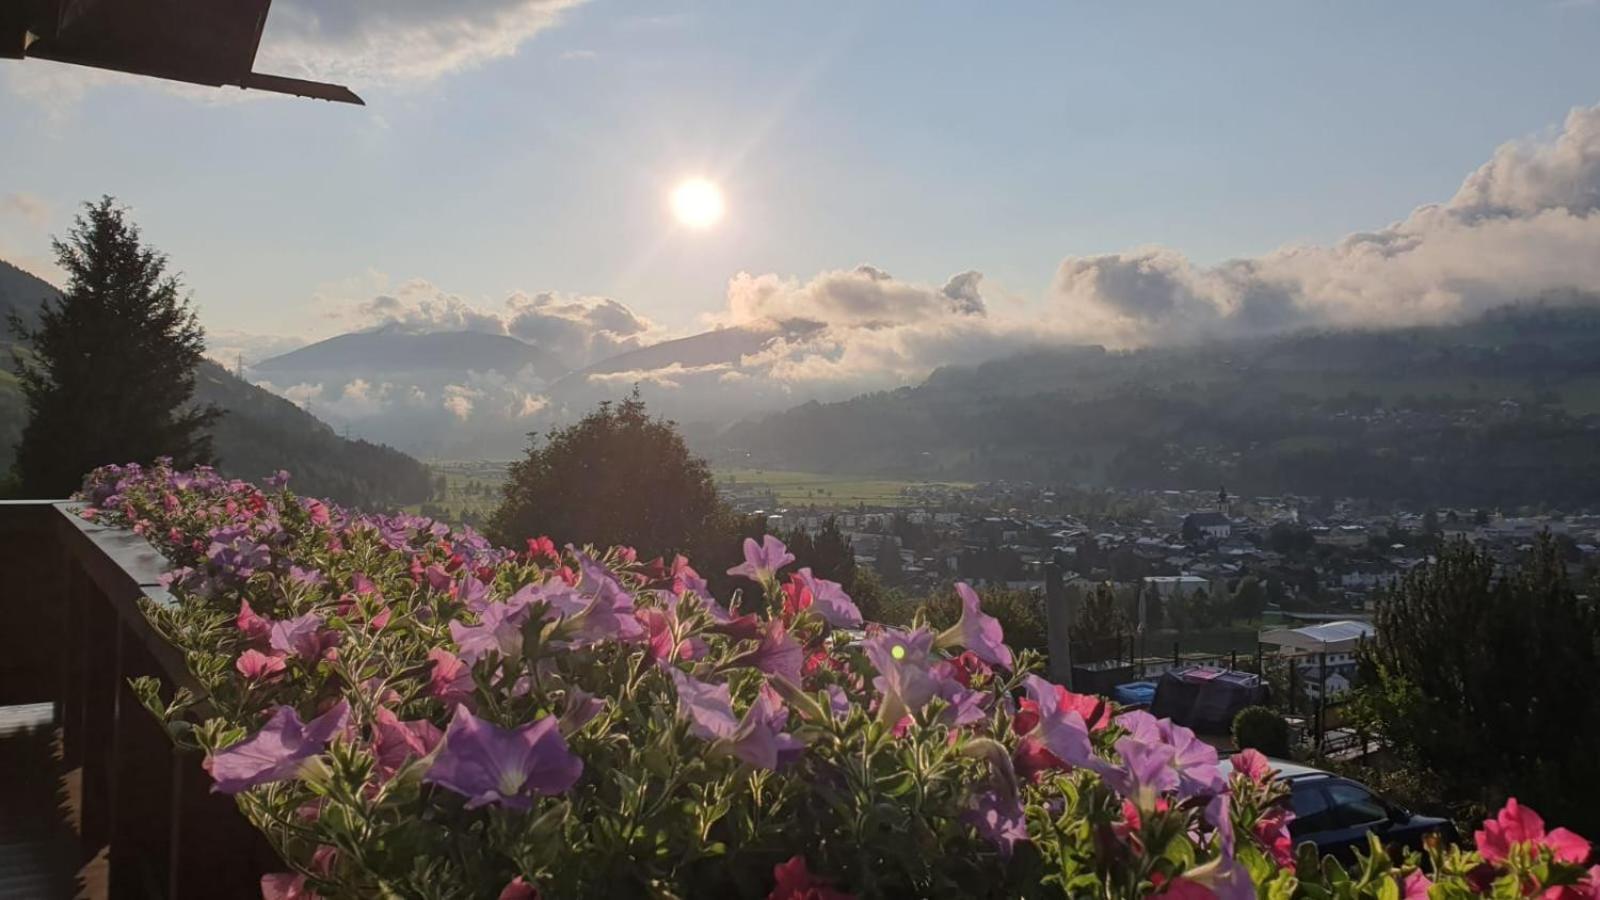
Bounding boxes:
[1113,681,1158,708]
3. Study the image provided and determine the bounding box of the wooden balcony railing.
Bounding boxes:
[0,502,281,899]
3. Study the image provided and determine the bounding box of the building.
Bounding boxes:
[1142,575,1211,599]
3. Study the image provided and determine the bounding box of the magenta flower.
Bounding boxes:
[269,613,337,664]
[498,878,539,900]
[1475,797,1592,865]
[371,707,444,781]
[1113,710,1225,800]
[424,706,583,810]
[1229,747,1272,783]
[427,648,476,709]
[668,669,799,770]
[793,568,863,628]
[931,664,987,729]
[936,583,1014,670]
[1018,675,1094,768]
[863,628,939,724]
[204,700,350,794]
[726,535,795,584]
[964,790,1029,859]
[449,601,532,664]
[259,872,318,900]
[237,599,272,644]
[287,565,327,588]
[1401,870,1432,899]
[1178,854,1255,900]
[236,649,286,681]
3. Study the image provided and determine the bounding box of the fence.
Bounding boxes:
[0,501,279,899]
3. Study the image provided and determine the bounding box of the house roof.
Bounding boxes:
[1259,620,1375,653]
[1184,512,1229,527]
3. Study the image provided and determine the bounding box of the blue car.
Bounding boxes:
[1225,758,1457,864]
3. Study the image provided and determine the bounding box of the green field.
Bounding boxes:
[715,468,972,507]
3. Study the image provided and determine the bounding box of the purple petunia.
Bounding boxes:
[668,669,801,770]
[372,707,444,781]
[862,628,939,725]
[424,706,583,809]
[204,700,350,794]
[964,790,1029,859]
[936,583,1014,670]
[792,568,863,629]
[449,601,533,664]
[1018,675,1094,768]
[269,613,336,664]
[725,535,795,584]
[734,618,804,685]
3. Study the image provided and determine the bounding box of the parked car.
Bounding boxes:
[1225,758,1457,864]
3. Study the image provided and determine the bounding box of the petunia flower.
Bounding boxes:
[1229,748,1272,783]
[426,648,476,709]
[768,856,854,900]
[1401,870,1432,899]
[731,618,804,685]
[1016,675,1095,769]
[449,602,533,664]
[269,613,337,665]
[862,628,939,725]
[424,706,583,810]
[237,599,272,644]
[205,701,351,794]
[372,707,444,781]
[783,568,863,628]
[668,669,800,770]
[1174,854,1254,900]
[964,790,1029,860]
[1476,797,1592,865]
[499,877,540,900]
[726,535,795,584]
[935,583,1014,670]
[236,649,286,681]
[1013,681,1111,736]
[260,872,320,900]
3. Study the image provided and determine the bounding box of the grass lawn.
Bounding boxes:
[714,468,973,507]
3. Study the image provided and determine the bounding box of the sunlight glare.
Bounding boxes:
[670,178,726,229]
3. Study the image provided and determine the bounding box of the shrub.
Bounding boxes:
[79,462,1600,899]
[1232,705,1291,758]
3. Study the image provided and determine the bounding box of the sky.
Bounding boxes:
[4,0,1600,369]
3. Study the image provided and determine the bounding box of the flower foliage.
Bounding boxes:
[83,461,1599,899]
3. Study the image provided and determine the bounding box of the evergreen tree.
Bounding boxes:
[10,197,219,496]
[1231,576,1266,623]
[1355,536,1600,832]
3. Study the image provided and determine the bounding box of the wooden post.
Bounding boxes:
[1043,563,1073,686]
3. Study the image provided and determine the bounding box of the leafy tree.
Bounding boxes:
[9,197,219,495]
[488,392,751,575]
[1069,583,1129,662]
[1354,536,1600,833]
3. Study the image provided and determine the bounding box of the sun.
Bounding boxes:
[670,178,725,229]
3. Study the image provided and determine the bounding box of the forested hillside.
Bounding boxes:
[0,260,432,507]
[719,300,1600,507]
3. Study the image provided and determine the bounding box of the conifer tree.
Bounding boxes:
[9,197,219,496]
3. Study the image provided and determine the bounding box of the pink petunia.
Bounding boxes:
[1476,798,1592,865]
[236,649,286,681]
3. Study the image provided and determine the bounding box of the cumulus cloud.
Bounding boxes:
[335,278,658,375]
[1051,103,1600,346]
[258,0,587,85]
[724,265,989,328]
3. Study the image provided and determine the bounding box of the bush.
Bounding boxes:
[1232,705,1291,757]
[77,461,1600,899]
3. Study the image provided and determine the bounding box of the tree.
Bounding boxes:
[10,197,219,496]
[1070,583,1129,662]
[781,516,857,591]
[1230,576,1266,623]
[1354,536,1600,832]
[488,392,751,573]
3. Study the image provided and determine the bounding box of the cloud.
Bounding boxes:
[258,0,588,85]
[1050,103,1600,346]
[1,193,49,227]
[723,265,989,328]
[205,330,310,368]
[333,278,659,375]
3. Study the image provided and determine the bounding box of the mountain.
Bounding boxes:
[0,261,433,508]
[718,300,1600,508]
[254,327,562,381]
[552,320,825,388]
